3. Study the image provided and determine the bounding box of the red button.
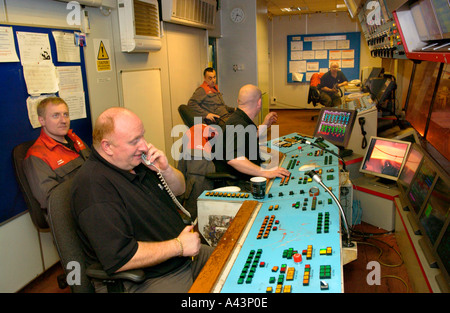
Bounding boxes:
[293,253,302,263]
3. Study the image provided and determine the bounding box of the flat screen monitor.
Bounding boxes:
[407,157,436,215]
[436,227,450,286]
[313,107,357,149]
[360,136,411,184]
[398,144,424,189]
[419,176,449,246]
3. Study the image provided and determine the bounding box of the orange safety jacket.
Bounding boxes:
[23,129,90,209]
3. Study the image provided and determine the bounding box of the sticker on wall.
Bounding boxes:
[93,38,111,72]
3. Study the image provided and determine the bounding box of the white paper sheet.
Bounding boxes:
[0,26,19,62]
[329,50,342,60]
[311,41,324,50]
[291,51,303,60]
[23,63,59,95]
[289,60,306,73]
[302,50,315,60]
[291,41,303,51]
[292,72,304,82]
[315,50,328,59]
[59,91,86,120]
[16,31,52,65]
[57,66,84,93]
[324,40,337,50]
[337,40,350,49]
[52,31,80,63]
[341,49,355,59]
[307,62,319,71]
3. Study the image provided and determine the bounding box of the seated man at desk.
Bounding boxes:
[318,62,348,107]
[215,84,290,190]
[71,107,213,293]
[23,96,90,212]
[187,67,235,126]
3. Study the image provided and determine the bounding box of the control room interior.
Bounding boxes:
[1,0,449,295]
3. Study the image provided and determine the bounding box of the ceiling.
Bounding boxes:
[266,0,350,16]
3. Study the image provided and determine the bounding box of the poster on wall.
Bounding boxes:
[287,32,361,83]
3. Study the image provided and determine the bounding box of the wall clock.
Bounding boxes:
[230,7,245,23]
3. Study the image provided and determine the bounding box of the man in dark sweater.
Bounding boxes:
[319,62,348,107]
[71,107,213,293]
[214,84,290,190]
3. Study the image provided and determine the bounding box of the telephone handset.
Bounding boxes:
[141,153,196,225]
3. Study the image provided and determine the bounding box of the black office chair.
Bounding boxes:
[176,109,237,220]
[12,140,49,230]
[178,104,197,128]
[47,179,146,293]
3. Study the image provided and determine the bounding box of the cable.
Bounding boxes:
[358,117,367,149]
[355,239,403,268]
[141,154,193,223]
[354,238,409,292]
[301,138,348,172]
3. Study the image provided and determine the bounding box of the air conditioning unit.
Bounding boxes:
[118,0,162,53]
[55,0,115,9]
[161,0,216,30]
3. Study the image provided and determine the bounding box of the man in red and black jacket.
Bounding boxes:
[23,97,90,213]
[187,67,235,127]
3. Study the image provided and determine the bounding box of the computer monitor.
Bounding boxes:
[313,107,357,151]
[360,136,411,185]
[407,157,436,215]
[398,143,424,190]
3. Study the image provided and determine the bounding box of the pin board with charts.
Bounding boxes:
[0,24,92,224]
[287,32,361,83]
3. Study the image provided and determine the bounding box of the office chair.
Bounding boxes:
[178,104,196,128]
[176,122,236,221]
[47,179,146,293]
[12,140,49,230]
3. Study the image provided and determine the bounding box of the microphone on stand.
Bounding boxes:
[306,170,353,248]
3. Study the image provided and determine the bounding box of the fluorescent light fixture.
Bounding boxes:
[281,6,308,12]
[336,4,347,8]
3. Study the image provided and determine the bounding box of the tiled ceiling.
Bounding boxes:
[267,0,349,16]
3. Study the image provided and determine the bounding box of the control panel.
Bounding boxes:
[197,133,343,293]
[357,1,407,59]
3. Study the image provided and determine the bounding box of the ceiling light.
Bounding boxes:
[336,4,347,8]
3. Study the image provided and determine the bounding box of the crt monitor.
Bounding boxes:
[313,107,357,149]
[360,136,411,184]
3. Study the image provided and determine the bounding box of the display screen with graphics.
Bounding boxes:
[360,136,411,183]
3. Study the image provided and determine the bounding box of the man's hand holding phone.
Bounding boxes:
[142,143,169,172]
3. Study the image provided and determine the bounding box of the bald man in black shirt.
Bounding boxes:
[71,107,213,293]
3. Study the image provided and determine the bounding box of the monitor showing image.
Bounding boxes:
[419,176,450,246]
[313,107,357,150]
[398,144,424,189]
[408,157,436,215]
[360,137,411,184]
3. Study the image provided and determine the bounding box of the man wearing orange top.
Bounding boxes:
[187,67,235,127]
[23,97,90,212]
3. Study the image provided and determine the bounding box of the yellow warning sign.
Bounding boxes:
[96,40,111,72]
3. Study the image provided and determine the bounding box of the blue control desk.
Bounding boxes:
[191,133,344,293]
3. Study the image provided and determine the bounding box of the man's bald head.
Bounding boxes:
[237,84,262,107]
[92,107,139,149]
